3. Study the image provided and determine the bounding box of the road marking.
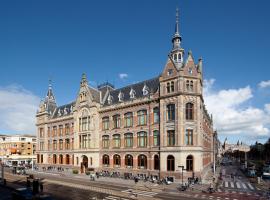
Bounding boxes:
[241,183,247,189]
[247,183,254,190]
[236,182,241,188]
[121,189,157,197]
[104,196,119,200]
[230,181,235,188]
[225,181,228,187]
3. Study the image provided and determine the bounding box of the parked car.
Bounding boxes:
[262,165,270,179]
[247,169,257,177]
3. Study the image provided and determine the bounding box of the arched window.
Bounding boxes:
[153,107,159,123]
[113,114,121,129]
[137,131,147,147]
[102,155,110,166]
[124,112,133,127]
[137,110,147,126]
[154,155,160,170]
[186,103,194,120]
[37,154,40,163]
[166,82,170,93]
[185,129,193,145]
[125,154,133,167]
[186,80,190,91]
[167,130,175,146]
[113,134,121,148]
[171,81,174,92]
[153,130,160,146]
[66,154,70,165]
[173,54,177,61]
[178,53,181,60]
[53,140,57,150]
[102,135,109,148]
[124,133,133,147]
[167,104,175,121]
[113,154,121,167]
[190,81,194,91]
[186,155,194,171]
[59,154,63,164]
[138,155,147,169]
[167,155,175,171]
[40,154,43,163]
[53,154,57,164]
[102,117,109,130]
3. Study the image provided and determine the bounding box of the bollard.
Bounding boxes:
[3,179,6,186]
[26,177,31,188]
[32,179,39,195]
[40,182,43,193]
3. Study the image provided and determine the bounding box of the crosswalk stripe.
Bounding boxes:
[247,183,254,190]
[230,182,235,188]
[236,182,241,188]
[104,196,119,200]
[121,189,157,197]
[225,181,228,187]
[241,183,247,189]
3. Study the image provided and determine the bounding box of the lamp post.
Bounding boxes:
[178,165,185,186]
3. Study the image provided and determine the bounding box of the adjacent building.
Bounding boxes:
[36,10,214,181]
[0,134,36,166]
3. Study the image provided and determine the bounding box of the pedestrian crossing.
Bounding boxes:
[103,196,129,200]
[223,181,256,191]
[121,189,158,197]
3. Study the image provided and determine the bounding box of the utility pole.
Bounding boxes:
[178,166,185,186]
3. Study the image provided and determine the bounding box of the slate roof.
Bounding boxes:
[88,86,101,102]
[51,102,75,119]
[103,77,160,106]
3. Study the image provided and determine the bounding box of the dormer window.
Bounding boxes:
[64,107,68,115]
[58,109,61,117]
[118,91,124,102]
[129,88,136,99]
[167,69,173,76]
[107,94,113,105]
[188,68,193,74]
[142,84,149,96]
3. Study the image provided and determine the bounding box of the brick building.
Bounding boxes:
[36,10,214,181]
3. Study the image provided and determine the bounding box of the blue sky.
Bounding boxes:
[0,0,270,144]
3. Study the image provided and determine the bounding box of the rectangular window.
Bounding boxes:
[82,135,87,149]
[53,126,57,137]
[102,117,109,130]
[65,124,70,135]
[137,132,147,147]
[113,115,121,129]
[124,134,133,147]
[167,130,175,146]
[39,128,44,137]
[153,108,159,124]
[185,129,193,145]
[113,135,121,148]
[47,127,50,137]
[124,113,133,127]
[81,117,88,131]
[102,136,109,148]
[138,110,147,126]
[59,125,63,136]
[153,130,160,146]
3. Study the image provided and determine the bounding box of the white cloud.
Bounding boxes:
[0,84,40,134]
[258,80,270,88]
[119,73,128,80]
[265,104,270,114]
[204,79,270,141]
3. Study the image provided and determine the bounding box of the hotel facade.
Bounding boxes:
[36,11,214,181]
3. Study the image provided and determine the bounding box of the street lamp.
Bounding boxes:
[178,165,185,186]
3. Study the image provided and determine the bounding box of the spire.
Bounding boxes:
[44,79,57,113]
[172,7,182,47]
[80,72,88,86]
[175,7,179,34]
[46,79,55,100]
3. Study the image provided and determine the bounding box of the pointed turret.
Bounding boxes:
[80,73,88,86]
[170,8,184,69]
[44,79,57,114]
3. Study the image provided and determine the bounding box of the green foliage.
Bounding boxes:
[72,169,79,174]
